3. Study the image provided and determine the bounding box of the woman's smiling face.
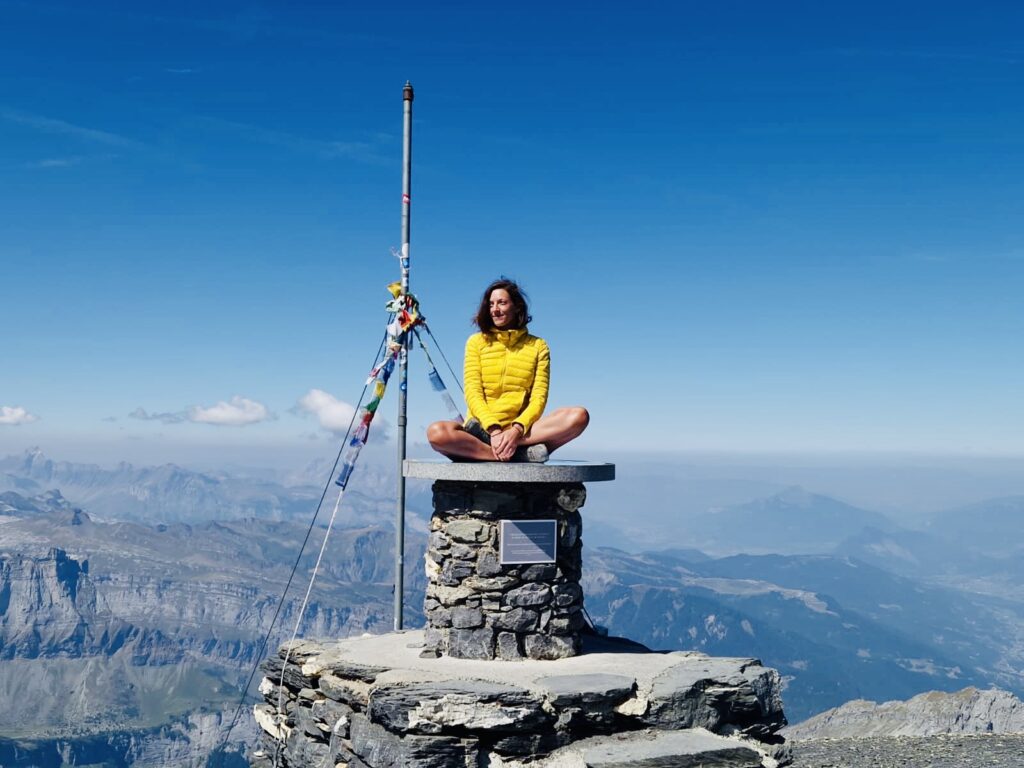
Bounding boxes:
[489,288,514,328]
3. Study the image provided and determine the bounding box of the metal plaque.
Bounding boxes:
[499,519,558,565]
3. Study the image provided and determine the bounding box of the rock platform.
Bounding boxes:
[250,630,790,767]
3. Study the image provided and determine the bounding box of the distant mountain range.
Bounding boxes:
[926,496,1024,557]
[582,546,1024,721]
[832,526,970,578]
[832,500,1024,610]
[684,486,898,555]
[0,448,432,527]
[0,488,426,765]
[0,448,316,523]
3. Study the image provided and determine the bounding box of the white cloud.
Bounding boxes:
[0,406,39,425]
[188,396,270,426]
[296,389,356,434]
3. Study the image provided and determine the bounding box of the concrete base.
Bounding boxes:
[404,459,615,484]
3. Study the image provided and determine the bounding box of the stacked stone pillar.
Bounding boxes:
[423,480,585,660]
[404,460,614,662]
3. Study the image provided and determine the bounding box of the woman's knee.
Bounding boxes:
[570,407,590,434]
[426,421,456,448]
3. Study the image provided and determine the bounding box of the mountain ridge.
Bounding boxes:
[785,687,1024,740]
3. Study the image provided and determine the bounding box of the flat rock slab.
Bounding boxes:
[369,679,549,734]
[643,655,785,736]
[537,727,771,767]
[538,673,637,708]
[292,631,692,688]
[404,459,615,483]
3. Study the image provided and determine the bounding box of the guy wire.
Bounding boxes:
[216,323,390,756]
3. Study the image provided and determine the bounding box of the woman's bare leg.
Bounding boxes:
[427,420,495,461]
[519,407,589,453]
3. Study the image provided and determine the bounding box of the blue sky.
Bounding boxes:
[1,1,1022,465]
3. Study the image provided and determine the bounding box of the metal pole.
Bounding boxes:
[395,81,413,631]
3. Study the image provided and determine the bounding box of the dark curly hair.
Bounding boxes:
[473,278,532,333]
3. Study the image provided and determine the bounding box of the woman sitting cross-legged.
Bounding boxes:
[426,278,589,462]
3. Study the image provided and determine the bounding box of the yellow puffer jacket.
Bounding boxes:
[464,328,550,432]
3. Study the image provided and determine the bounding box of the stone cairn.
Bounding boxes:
[250,461,792,767]
[423,479,586,661]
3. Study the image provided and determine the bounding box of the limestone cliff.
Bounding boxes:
[0,548,110,658]
[0,492,424,763]
[0,710,255,768]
